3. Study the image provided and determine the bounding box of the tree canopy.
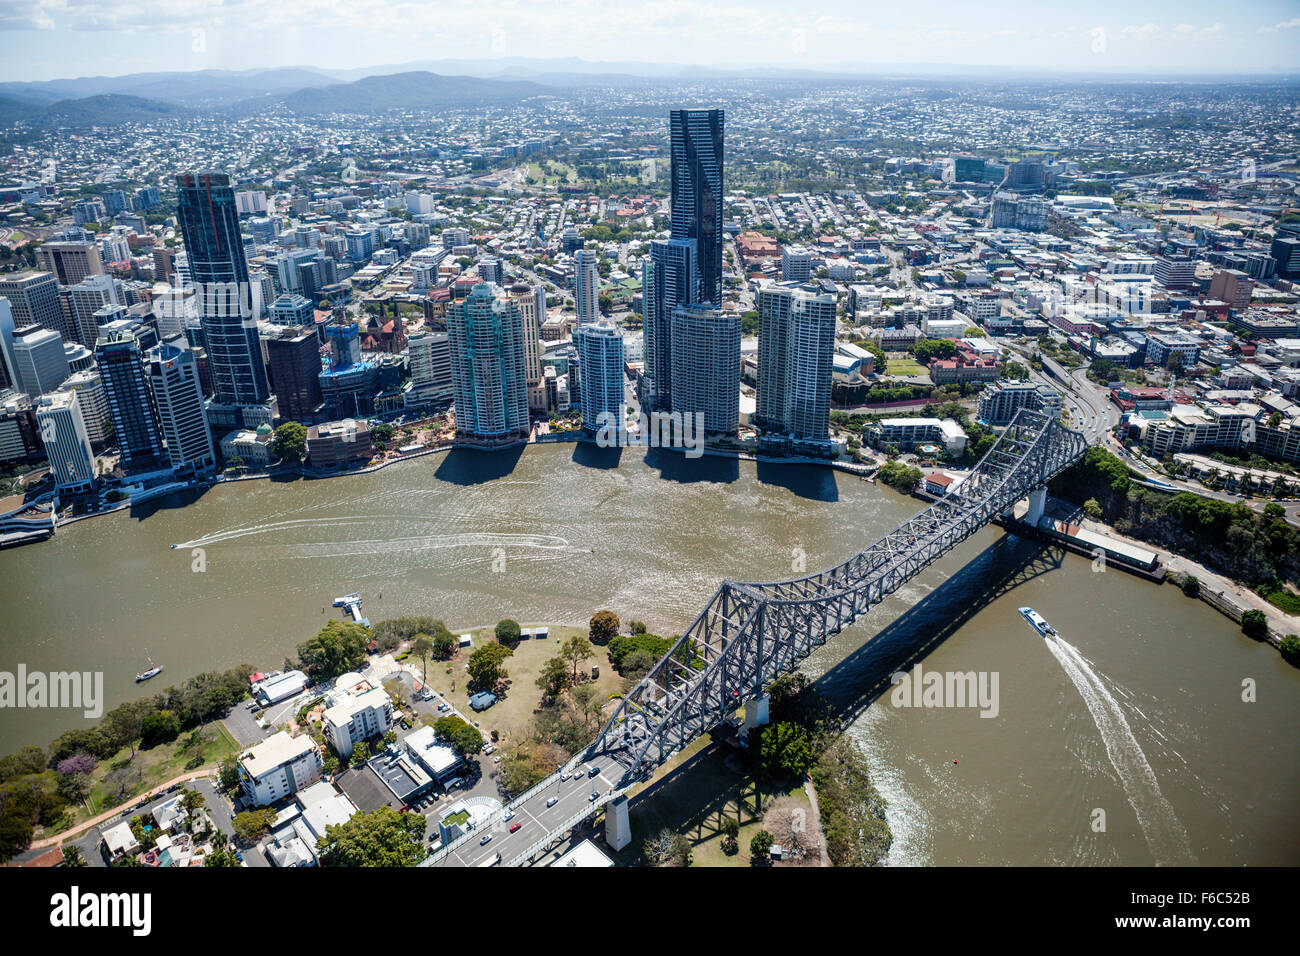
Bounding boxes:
[317,806,426,867]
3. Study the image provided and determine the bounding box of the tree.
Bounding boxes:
[749,829,774,863]
[643,827,691,867]
[204,845,242,866]
[102,700,153,759]
[495,619,522,648]
[411,633,433,681]
[62,846,87,867]
[536,656,570,699]
[467,642,512,690]
[1241,609,1269,641]
[1280,635,1300,667]
[754,721,814,779]
[140,710,180,747]
[434,715,484,756]
[621,650,657,681]
[720,817,740,855]
[432,630,458,659]
[561,635,594,680]
[270,421,308,463]
[297,620,370,678]
[1083,498,1103,519]
[914,338,957,364]
[351,741,370,764]
[1181,575,1200,598]
[232,808,278,844]
[317,806,426,867]
[589,609,619,645]
[1002,360,1031,381]
[217,759,241,792]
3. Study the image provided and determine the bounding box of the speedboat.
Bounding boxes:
[1018,606,1056,638]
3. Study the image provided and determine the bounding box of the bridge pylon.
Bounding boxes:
[1025,486,1048,525]
[605,795,631,851]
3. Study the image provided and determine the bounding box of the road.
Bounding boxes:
[1002,339,1300,525]
[429,750,627,867]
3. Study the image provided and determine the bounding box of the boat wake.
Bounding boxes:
[1043,633,1196,866]
[174,519,571,555]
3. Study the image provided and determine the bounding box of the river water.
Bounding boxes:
[2,443,1296,865]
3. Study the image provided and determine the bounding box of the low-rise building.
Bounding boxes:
[323,675,393,758]
[868,417,968,455]
[307,418,374,468]
[237,731,323,808]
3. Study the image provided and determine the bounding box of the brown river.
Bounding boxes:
[1,443,1296,864]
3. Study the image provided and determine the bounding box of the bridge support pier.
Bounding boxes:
[1025,486,1048,526]
[604,794,631,852]
[742,693,770,733]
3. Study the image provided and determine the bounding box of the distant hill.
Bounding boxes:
[263,71,552,116]
[1,94,190,131]
[0,96,43,127]
[0,68,336,109]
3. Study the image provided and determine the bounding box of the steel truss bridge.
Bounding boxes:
[427,408,1085,867]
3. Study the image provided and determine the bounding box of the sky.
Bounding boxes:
[0,0,1298,82]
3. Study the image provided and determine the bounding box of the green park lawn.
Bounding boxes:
[885,357,927,377]
[409,625,625,746]
[45,720,238,835]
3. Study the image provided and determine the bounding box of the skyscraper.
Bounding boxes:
[9,324,70,397]
[148,340,216,476]
[669,108,724,306]
[36,241,104,286]
[0,272,68,342]
[573,248,600,327]
[447,283,530,447]
[265,326,324,423]
[756,284,836,446]
[96,328,167,475]
[642,237,697,412]
[175,172,270,408]
[574,323,625,436]
[670,305,740,437]
[36,390,96,494]
[406,331,453,410]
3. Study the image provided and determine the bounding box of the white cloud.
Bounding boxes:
[1261,17,1300,33]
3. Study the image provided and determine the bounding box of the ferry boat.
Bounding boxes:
[332,592,362,607]
[1018,606,1057,638]
[136,650,163,683]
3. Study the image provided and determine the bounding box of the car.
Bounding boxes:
[560,770,571,781]
[479,834,493,846]
[493,755,502,763]
[588,791,598,802]
[510,822,522,833]
[546,796,558,808]
[587,766,600,778]
[503,810,515,822]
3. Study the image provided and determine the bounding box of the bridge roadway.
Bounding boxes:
[425,751,627,867]
[423,408,1086,867]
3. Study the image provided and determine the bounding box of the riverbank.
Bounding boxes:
[1076,512,1298,644]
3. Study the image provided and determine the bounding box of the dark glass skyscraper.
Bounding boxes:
[669,108,724,306]
[175,172,270,407]
[95,328,167,474]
